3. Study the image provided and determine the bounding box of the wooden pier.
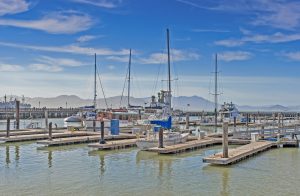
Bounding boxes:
[203,141,276,165]
[88,139,137,150]
[37,133,137,146]
[147,138,250,154]
[0,131,98,142]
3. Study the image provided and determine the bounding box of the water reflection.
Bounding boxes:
[136,150,173,177]
[48,150,52,168]
[203,166,230,196]
[6,145,10,167]
[15,145,19,166]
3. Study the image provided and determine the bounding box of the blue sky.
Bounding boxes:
[0,0,300,105]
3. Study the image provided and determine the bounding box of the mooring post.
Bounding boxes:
[15,100,20,130]
[261,125,264,139]
[223,122,229,158]
[233,117,236,128]
[159,127,164,148]
[49,122,52,141]
[45,110,48,130]
[246,113,249,128]
[100,120,105,144]
[93,119,96,132]
[6,117,10,138]
[186,112,190,130]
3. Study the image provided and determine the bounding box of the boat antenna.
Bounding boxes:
[127,49,132,108]
[94,53,97,110]
[166,28,172,115]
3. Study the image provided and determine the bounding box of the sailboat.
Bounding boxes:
[64,54,98,127]
[136,29,189,150]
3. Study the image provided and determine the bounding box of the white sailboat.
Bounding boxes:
[136,29,189,150]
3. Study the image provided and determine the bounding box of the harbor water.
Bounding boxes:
[1,141,300,195]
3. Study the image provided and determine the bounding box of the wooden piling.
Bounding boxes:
[223,122,229,158]
[159,127,164,148]
[6,117,10,137]
[45,110,48,130]
[100,121,105,144]
[15,100,20,129]
[49,122,52,141]
[93,120,96,132]
[186,112,190,130]
[233,117,236,127]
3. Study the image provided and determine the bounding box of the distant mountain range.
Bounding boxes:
[2,95,300,112]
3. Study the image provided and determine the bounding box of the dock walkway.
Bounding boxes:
[147,138,249,154]
[203,141,276,165]
[37,133,137,146]
[88,139,137,150]
[0,131,98,142]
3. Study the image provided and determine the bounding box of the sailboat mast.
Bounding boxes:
[214,53,218,132]
[167,29,171,94]
[127,49,132,108]
[94,53,97,110]
[166,29,172,114]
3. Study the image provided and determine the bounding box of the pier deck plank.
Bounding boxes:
[0,131,99,142]
[147,138,250,154]
[37,133,137,146]
[203,141,276,165]
[147,138,219,154]
[0,130,62,137]
[88,139,137,150]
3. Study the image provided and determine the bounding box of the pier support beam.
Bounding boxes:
[159,127,164,148]
[6,117,10,137]
[100,121,106,144]
[49,122,52,141]
[15,100,20,129]
[223,122,229,158]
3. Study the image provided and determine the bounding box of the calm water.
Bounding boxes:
[1,141,300,196]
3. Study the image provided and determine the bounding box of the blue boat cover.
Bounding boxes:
[150,116,172,129]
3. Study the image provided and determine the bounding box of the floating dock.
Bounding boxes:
[147,138,249,154]
[203,141,276,165]
[0,131,98,142]
[37,133,137,146]
[88,139,137,150]
[0,129,52,137]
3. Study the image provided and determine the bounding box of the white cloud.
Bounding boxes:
[177,0,300,30]
[71,0,121,8]
[36,56,86,67]
[29,63,63,72]
[214,39,244,47]
[0,41,129,56]
[0,0,29,16]
[192,29,230,33]
[139,49,200,64]
[0,11,93,34]
[218,51,252,62]
[77,35,97,42]
[107,65,116,70]
[216,32,300,47]
[106,56,129,63]
[282,52,300,61]
[0,63,24,71]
